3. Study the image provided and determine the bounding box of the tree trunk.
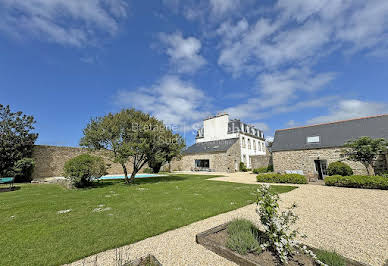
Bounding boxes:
[130,169,137,184]
[122,163,129,183]
[363,163,375,176]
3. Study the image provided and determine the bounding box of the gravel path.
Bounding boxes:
[67,173,388,266]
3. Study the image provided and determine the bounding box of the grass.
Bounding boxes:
[315,249,347,266]
[0,174,295,266]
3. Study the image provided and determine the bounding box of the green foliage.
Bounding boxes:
[142,167,153,174]
[226,219,261,255]
[315,249,346,266]
[13,158,35,182]
[327,161,353,176]
[80,109,185,183]
[239,162,248,172]
[324,175,388,190]
[0,104,38,178]
[63,154,107,188]
[253,165,273,174]
[342,137,388,175]
[256,173,307,184]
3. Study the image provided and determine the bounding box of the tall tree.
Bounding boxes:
[341,136,387,176]
[80,109,185,183]
[0,104,38,177]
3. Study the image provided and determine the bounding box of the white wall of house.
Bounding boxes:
[197,114,233,143]
[240,134,266,168]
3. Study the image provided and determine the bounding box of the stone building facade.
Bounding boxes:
[170,139,241,172]
[272,115,388,179]
[32,145,139,179]
[172,113,268,172]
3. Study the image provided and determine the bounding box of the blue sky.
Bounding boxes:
[1,0,388,147]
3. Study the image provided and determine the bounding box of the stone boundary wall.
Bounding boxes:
[250,154,272,169]
[32,145,138,179]
[273,147,388,177]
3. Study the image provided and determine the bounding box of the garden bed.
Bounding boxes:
[196,222,363,266]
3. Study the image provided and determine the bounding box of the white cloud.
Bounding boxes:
[0,0,128,47]
[252,122,269,132]
[159,32,206,73]
[217,0,388,75]
[308,99,388,124]
[209,0,241,16]
[286,120,297,127]
[114,75,209,127]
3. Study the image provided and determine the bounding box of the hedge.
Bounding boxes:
[256,173,307,184]
[253,165,274,174]
[327,161,353,176]
[324,175,388,190]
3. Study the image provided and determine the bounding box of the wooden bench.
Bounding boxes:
[0,177,15,189]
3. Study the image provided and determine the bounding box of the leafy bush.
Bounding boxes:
[256,173,307,184]
[327,161,353,176]
[143,167,153,174]
[253,165,273,174]
[226,219,261,255]
[324,175,388,190]
[239,162,248,172]
[13,158,35,182]
[64,154,107,188]
[256,185,324,264]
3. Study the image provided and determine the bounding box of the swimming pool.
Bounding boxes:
[98,174,165,180]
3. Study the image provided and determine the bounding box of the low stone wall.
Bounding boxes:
[31,145,136,179]
[273,147,388,177]
[250,154,272,169]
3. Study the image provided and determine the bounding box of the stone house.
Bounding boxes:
[171,113,268,172]
[272,114,388,179]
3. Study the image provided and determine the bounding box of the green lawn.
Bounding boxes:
[0,174,296,266]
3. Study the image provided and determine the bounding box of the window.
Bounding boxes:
[261,142,265,151]
[195,159,209,169]
[253,140,256,150]
[248,139,251,149]
[307,136,320,143]
[242,137,246,148]
[242,155,246,163]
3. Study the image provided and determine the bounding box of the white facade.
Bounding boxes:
[196,113,266,168]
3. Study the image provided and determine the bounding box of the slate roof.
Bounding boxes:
[272,114,388,152]
[184,138,239,155]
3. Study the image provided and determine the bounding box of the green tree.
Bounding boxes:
[147,129,185,173]
[80,109,185,183]
[0,104,38,178]
[341,136,387,176]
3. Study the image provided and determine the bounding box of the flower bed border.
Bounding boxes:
[196,222,365,266]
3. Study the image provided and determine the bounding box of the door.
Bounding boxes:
[314,160,327,180]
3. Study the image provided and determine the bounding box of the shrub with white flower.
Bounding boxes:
[256,184,326,265]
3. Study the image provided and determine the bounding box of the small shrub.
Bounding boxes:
[253,165,274,174]
[226,219,261,255]
[13,158,35,182]
[315,249,346,266]
[143,167,153,174]
[256,173,307,184]
[239,162,248,172]
[64,154,107,188]
[327,161,353,176]
[324,175,388,190]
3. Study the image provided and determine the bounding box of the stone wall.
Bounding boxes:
[273,147,388,177]
[32,145,137,179]
[170,139,241,172]
[250,152,272,169]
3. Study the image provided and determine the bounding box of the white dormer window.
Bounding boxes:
[307,136,320,143]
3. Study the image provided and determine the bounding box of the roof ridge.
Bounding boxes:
[277,114,388,132]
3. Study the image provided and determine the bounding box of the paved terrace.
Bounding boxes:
[67,172,388,266]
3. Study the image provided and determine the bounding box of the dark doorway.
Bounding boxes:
[195,159,210,170]
[314,160,327,180]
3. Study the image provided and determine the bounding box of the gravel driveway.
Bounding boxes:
[67,173,388,266]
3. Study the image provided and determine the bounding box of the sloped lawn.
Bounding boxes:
[0,174,295,266]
